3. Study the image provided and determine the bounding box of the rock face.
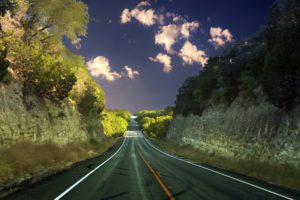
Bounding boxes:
[0,81,89,147]
[167,97,300,166]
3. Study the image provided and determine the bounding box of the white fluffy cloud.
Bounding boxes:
[131,8,157,26]
[154,21,200,53]
[179,41,208,66]
[149,53,172,73]
[122,66,139,79]
[136,1,151,8]
[86,56,121,81]
[181,21,199,38]
[208,27,233,47]
[120,8,131,24]
[120,1,160,26]
[155,24,180,53]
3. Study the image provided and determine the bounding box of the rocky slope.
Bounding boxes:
[167,96,300,167]
[0,81,92,147]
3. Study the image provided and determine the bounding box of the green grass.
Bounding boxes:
[158,140,300,191]
[0,137,116,191]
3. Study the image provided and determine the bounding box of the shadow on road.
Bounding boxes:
[99,192,128,200]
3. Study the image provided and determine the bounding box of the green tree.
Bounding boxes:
[174,76,199,116]
[101,110,129,137]
[262,0,300,109]
[21,51,77,102]
[24,0,88,46]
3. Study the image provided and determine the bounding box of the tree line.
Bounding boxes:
[135,108,173,138]
[174,0,300,116]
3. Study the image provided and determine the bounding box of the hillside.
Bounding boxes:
[0,0,130,196]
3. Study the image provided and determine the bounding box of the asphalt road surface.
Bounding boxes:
[3,120,300,200]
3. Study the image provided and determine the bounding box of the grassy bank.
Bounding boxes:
[0,137,116,196]
[157,140,300,191]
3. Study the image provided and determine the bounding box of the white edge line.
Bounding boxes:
[141,133,294,200]
[54,138,127,200]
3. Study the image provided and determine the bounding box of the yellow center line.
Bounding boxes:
[137,149,175,200]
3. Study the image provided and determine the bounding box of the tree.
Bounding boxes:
[78,84,105,116]
[24,0,88,47]
[101,110,129,137]
[174,76,199,116]
[22,53,77,103]
[262,0,300,109]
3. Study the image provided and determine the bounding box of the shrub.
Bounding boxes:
[101,109,130,137]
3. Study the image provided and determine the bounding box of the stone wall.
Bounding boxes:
[167,97,300,166]
[0,81,89,147]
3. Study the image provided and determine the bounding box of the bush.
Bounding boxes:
[22,53,77,103]
[101,109,131,137]
[135,108,173,138]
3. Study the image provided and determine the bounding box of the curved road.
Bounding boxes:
[3,120,300,200]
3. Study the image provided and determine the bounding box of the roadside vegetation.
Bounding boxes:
[101,109,131,137]
[135,107,173,138]
[0,138,116,196]
[158,141,300,190]
[0,0,130,195]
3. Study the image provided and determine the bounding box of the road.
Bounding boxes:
[3,120,300,200]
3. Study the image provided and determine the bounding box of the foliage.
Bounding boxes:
[0,0,15,16]
[0,0,107,137]
[24,0,88,47]
[107,109,131,122]
[136,108,173,138]
[0,43,9,81]
[174,0,300,115]
[22,51,77,103]
[101,109,131,137]
[262,0,300,109]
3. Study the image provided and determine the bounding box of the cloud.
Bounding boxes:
[131,8,157,26]
[122,66,139,79]
[136,1,151,8]
[149,53,173,73]
[179,41,208,66]
[86,56,121,81]
[154,21,200,53]
[120,8,131,24]
[208,27,233,47]
[120,1,160,26]
[155,24,180,53]
[181,21,199,39]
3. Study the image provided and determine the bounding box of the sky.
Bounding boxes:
[66,0,275,113]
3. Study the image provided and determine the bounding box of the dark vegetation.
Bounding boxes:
[135,108,173,138]
[174,0,300,115]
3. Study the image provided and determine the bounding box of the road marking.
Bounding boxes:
[137,149,175,200]
[54,138,127,200]
[140,133,294,200]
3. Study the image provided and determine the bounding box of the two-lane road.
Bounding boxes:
[3,120,300,200]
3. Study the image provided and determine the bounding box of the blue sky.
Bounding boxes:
[67,0,275,113]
